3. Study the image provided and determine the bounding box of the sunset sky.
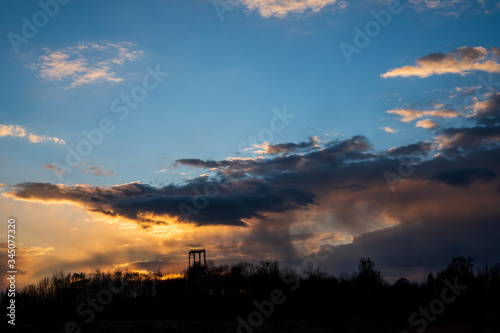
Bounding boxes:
[1,0,500,290]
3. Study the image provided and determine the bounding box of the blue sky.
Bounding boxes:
[1,0,500,287]
[1,0,497,186]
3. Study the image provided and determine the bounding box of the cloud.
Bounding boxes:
[0,124,65,145]
[242,0,345,18]
[408,0,499,16]
[83,166,115,177]
[13,130,496,234]
[249,137,320,155]
[21,246,55,257]
[27,133,65,144]
[0,124,26,137]
[386,141,433,156]
[468,92,500,126]
[178,135,375,179]
[381,127,398,133]
[431,167,497,187]
[387,107,462,122]
[306,215,500,282]
[409,0,464,11]
[381,47,500,78]
[434,93,500,152]
[44,164,67,177]
[450,85,484,98]
[436,126,500,152]
[6,180,315,228]
[416,119,438,128]
[175,159,221,169]
[30,41,143,88]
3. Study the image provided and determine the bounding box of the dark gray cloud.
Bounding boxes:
[419,52,448,63]
[265,137,317,155]
[386,141,433,156]
[440,126,500,153]
[454,46,487,63]
[436,93,500,153]
[432,167,497,187]
[10,130,500,232]
[174,159,220,169]
[9,178,315,228]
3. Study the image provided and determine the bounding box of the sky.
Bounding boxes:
[1,0,500,289]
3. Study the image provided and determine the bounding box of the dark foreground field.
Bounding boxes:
[3,317,500,333]
[2,257,499,332]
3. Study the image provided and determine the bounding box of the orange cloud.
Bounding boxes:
[0,124,26,138]
[44,164,67,176]
[381,127,398,133]
[387,108,461,122]
[83,166,115,177]
[0,124,65,145]
[416,119,438,129]
[31,41,143,89]
[382,47,500,78]
[243,0,345,18]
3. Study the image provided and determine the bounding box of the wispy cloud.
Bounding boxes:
[30,41,144,88]
[83,166,115,177]
[416,119,438,129]
[387,108,462,122]
[242,0,346,18]
[0,124,65,145]
[21,246,55,257]
[44,164,67,177]
[381,127,398,133]
[45,164,115,177]
[381,46,500,78]
[409,0,499,16]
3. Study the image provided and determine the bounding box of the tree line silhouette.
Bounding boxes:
[1,256,499,328]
